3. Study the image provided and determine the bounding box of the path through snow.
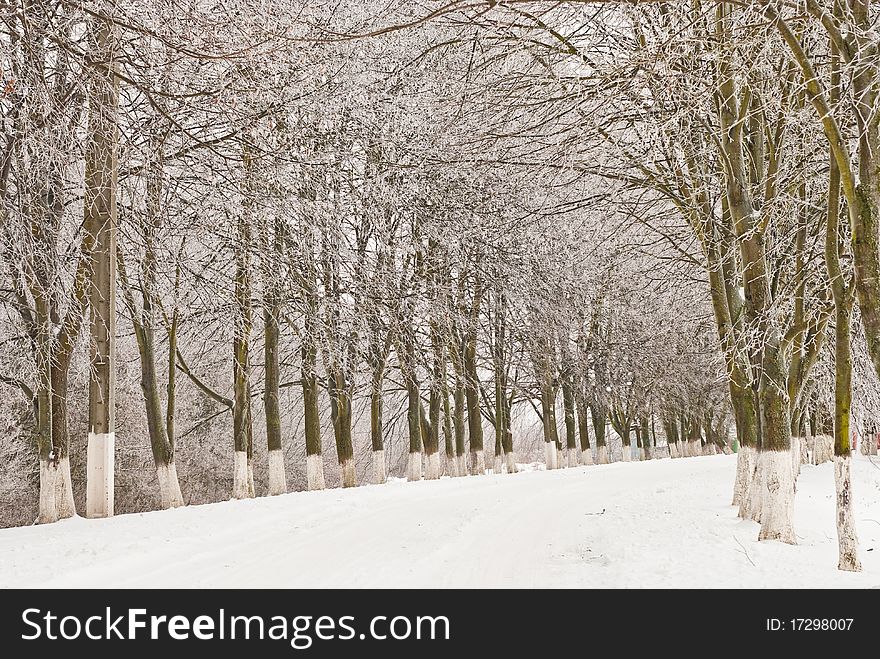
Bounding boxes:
[1,454,879,587]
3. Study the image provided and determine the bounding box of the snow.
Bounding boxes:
[2,454,879,588]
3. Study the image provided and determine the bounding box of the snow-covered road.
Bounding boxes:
[2,454,879,588]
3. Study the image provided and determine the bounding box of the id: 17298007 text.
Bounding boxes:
[766,618,853,631]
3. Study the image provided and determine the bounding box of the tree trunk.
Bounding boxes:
[730,386,758,508]
[442,366,456,476]
[35,249,90,523]
[493,427,503,473]
[366,318,391,485]
[663,416,679,459]
[328,370,356,488]
[320,222,357,489]
[464,333,484,475]
[754,344,795,543]
[49,361,76,518]
[232,198,254,499]
[561,370,578,467]
[452,366,467,476]
[610,408,632,463]
[131,315,183,508]
[502,411,516,474]
[301,229,325,491]
[425,388,442,480]
[540,377,559,469]
[232,329,252,500]
[576,393,593,465]
[591,403,608,465]
[34,292,57,523]
[406,377,423,481]
[370,370,386,485]
[302,337,324,491]
[832,303,861,570]
[263,218,286,496]
[686,414,702,459]
[84,16,119,519]
[264,306,285,496]
[639,416,652,460]
[463,262,485,475]
[825,54,862,568]
[426,311,445,481]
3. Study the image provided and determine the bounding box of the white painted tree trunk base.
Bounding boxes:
[38,459,59,524]
[544,442,557,470]
[791,437,801,477]
[267,450,286,496]
[157,461,185,508]
[597,446,609,464]
[247,462,255,498]
[456,455,467,477]
[757,450,796,544]
[426,453,441,480]
[834,456,862,572]
[639,448,646,461]
[732,446,749,507]
[744,450,764,522]
[232,451,250,499]
[622,447,631,462]
[504,451,517,474]
[307,454,325,490]
[581,448,594,466]
[676,441,684,458]
[408,452,422,481]
[86,431,115,517]
[372,450,387,484]
[341,458,357,488]
[669,443,679,459]
[567,449,579,468]
[56,456,76,519]
[493,454,503,474]
[471,450,486,475]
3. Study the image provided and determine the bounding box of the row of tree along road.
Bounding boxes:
[1,1,879,574]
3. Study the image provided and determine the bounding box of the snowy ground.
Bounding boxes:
[1,453,879,588]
